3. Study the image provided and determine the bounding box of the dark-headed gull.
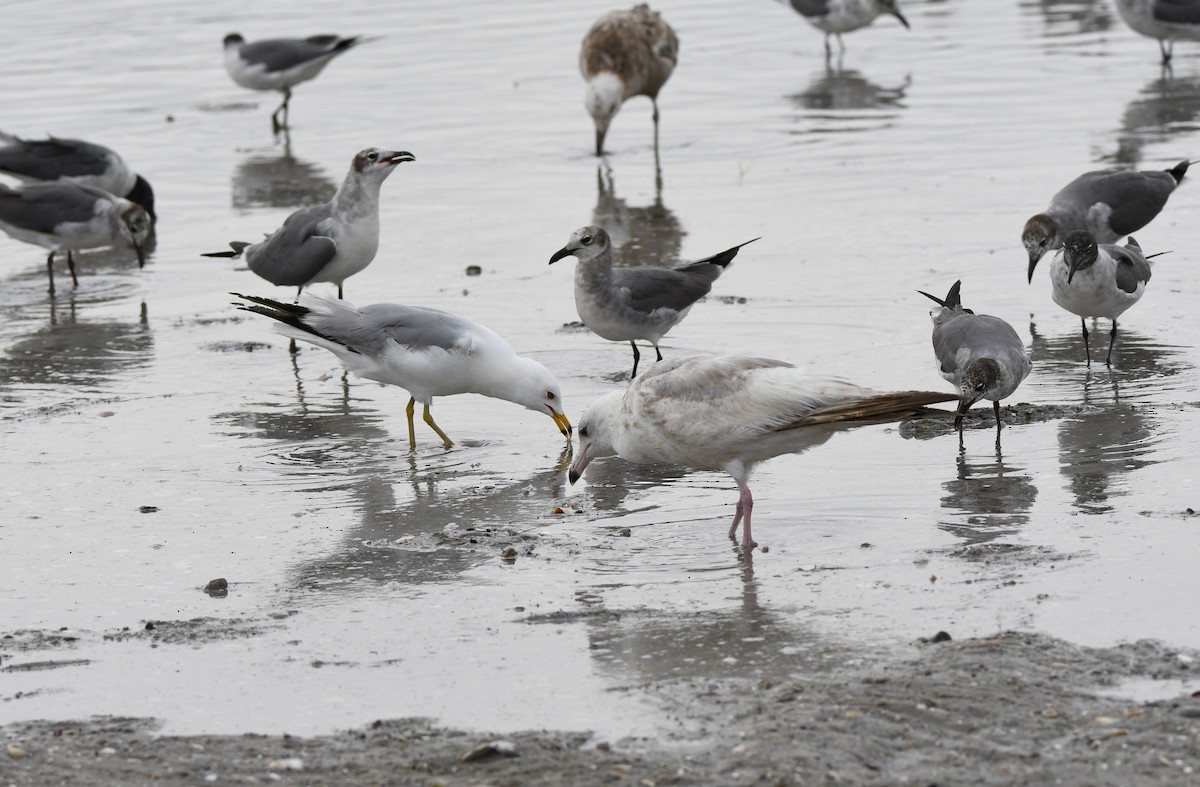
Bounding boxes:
[0,181,150,295]
[569,355,954,551]
[785,0,910,56]
[1023,161,1187,282]
[918,280,1032,448]
[580,5,678,156]
[549,226,757,378]
[234,293,572,451]
[1115,0,1200,64]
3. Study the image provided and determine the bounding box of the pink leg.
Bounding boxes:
[727,479,757,550]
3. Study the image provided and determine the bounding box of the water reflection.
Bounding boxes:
[230,137,336,211]
[1056,389,1160,514]
[575,458,690,514]
[1027,317,1187,394]
[1100,71,1200,166]
[786,66,910,135]
[592,166,684,269]
[1021,0,1113,35]
[938,451,1038,544]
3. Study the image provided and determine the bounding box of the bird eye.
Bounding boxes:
[547,391,556,400]
[579,426,589,438]
[975,382,986,392]
[367,151,378,161]
[581,235,593,245]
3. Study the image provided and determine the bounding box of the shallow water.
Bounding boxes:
[2,0,1199,739]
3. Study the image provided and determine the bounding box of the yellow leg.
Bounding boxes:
[423,404,454,449]
[405,397,417,452]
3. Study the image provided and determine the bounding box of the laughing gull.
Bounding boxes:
[0,131,155,221]
[568,355,954,551]
[234,292,572,451]
[918,280,1032,448]
[1023,160,1188,282]
[0,181,150,295]
[203,148,414,299]
[580,4,678,155]
[223,33,369,132]
[1050,231,1156,367]
[786,0,910,56]
[548,226,758,378]
[1115,0,1200,65]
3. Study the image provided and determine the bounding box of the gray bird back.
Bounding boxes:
[1059,169,1177,237]
[312,303,476,356]
[0,135,111,180]
[239,36,350,72]
[245,203,337,286]
[1110,244,1153,294]
[0,182,105,232]
[613,264,721,314]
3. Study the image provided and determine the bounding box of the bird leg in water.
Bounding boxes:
[728,478,757,550]
[45,251,56,297]
[423,403,454,449]
[1080,317,1092,367]
[1105,319,1118,367]
[272,88,292,133]
[66,250,79,287]
[405,397,418,451]
[993,401,1002,448]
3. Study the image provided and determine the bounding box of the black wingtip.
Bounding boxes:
[202,241,249,259]
[696,237,762,269]
[1168,160,1189,183]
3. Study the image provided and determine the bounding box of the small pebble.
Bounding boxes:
[459,740,517,762]
[501,547,518,562]
[465,265,482,276]
[7,745,28,759]
[932,631,952,643]
[617,527,631,537]
[205,578,228,598]
[268,758,304,771]
[139,505,159,514]
[100,746,117,755]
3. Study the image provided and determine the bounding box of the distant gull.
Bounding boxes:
[234,292,572,450]
[0,181,150,296]
[1115,0,1200,65]
[917,280,1032,448]
[1023,160,1188,282]
[549,225,758,378]
[568,355,955,551]
[1048,231,1158,367]
[785,0,910,56]
[580,4,678,155]
[0,131,155,221]
[203,148,413,299]
[223,33,370,132]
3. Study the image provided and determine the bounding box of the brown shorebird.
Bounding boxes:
[579,5,678,156]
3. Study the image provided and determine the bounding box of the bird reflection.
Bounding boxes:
[230,136,336,210]
[1028,316,1186,392]
[1056,391,1161,514]
[938,451,1038,545]
[592,166,684,269]
[1101,71,1200,166]
[1021,0,1112,36]
[573,458,690,514]
[787,66,910,135]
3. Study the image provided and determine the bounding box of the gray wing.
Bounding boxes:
[1061,169,1177,236]
[239,36,349,72]
[1110,246,1153,293]
[789,0,832,18]
[932,314,1022,376]
[340,304,476,355]
[245,204,337,286]
[613,264,722,314]
[0,182,102,232]
[0,135,113,180]
[1155,0,1200,24]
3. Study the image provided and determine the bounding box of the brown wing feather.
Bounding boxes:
[779,391,957,430]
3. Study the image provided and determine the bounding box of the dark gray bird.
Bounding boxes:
[918,280,1032,448]
[223,33,369,132]
[0,181,150,296]
[1115,0,1200,64]
[1048,231,1157,367]
[0,131,154,221]
[1023,160,1187,282]
[203,148,414,299]
[786,0,910,56]
[580,4,679,156]
[549,226,758,378]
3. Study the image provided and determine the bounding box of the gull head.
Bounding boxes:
[351,148,416,182]
[223,33,245,49]
[118,202,152,268]
[880,0,911,29]
[584,73,624,156]
[1022,213,1058,282]
[958,358,1000,415]
[1062,230,1098,284]
[568,391,622,484]
[548,225,611,265]
[510,358,572,440]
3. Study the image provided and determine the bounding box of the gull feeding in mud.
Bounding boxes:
[234,292,572,451]
[0,181,150,296]
[785,0,911,57]
[1046,231,1159,367]
[1115,0,1200,65]
[918,280,1032,449]
[0,131,155,221]
[580,4,678,155]
[568,355,955,551]
[203,148,413,300]
[1023,160,1188,282]
[549,225,758,378]
[222,33,372,132]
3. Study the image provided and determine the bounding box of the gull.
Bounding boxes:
[549,226,758,378]
[785,0,911,57]
[223,33,369,132]
[0,181,150,296]
[203,148,413,299]
[568,355,955,551]
[580,4,679,155]
[233,293,572,451]
[1023,160,1188,282]
[917,280,1032,448]
[1115,0,1200,65]
[0,131,155,221]
[1049,230,1157,367]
